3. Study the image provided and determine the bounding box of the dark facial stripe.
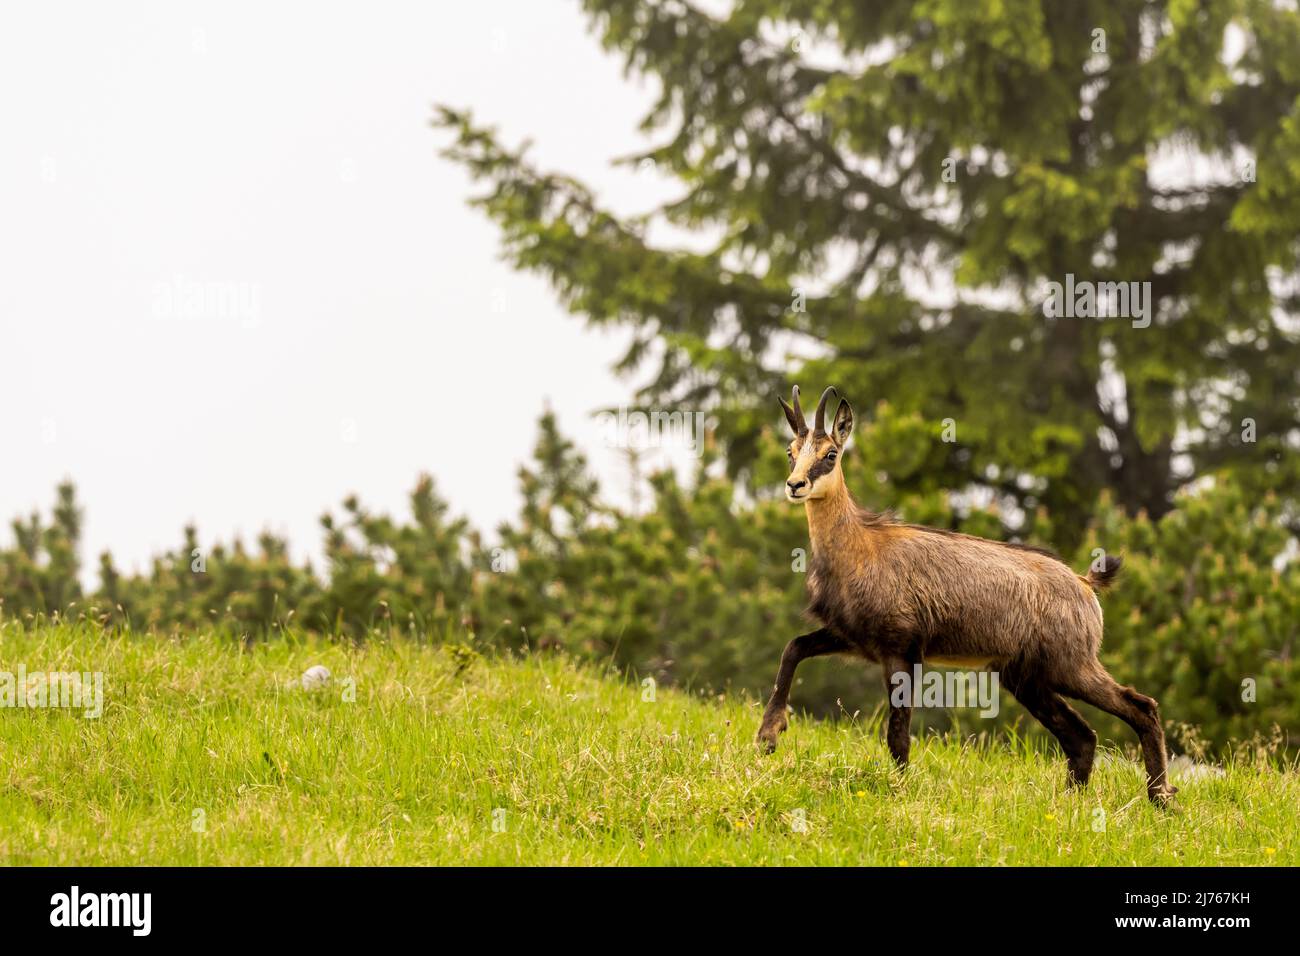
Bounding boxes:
[806,454,837,482]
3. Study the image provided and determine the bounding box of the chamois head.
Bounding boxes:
[778,385,854,502]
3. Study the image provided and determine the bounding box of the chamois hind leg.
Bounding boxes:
[880,654,914,769]
[1060,663,1175,806]
[757,628,847,753]
[1003,669,1098,789]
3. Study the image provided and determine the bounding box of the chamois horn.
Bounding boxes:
[779,385,807,435]
[813,386,837,434]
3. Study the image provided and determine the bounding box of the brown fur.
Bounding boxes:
[758,386,1175,806]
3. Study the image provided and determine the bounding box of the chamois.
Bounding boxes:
[758,385,1176,805]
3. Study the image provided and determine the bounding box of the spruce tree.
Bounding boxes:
[435,0,1300,546]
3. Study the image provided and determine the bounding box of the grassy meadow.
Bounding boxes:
[0,622,1294,866]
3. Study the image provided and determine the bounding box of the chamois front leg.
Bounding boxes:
[881,655,914,769]
[757,628,845,753]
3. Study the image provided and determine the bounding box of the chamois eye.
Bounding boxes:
[826,449,838,462]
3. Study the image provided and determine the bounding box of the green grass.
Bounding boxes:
[0,622,1294,866]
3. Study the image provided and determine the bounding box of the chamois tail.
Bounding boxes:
[1083,554,1123,592]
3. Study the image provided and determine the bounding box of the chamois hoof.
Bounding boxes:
[1148,784,1179,809]
[756,717,786,753]
[1065,770,1093,792]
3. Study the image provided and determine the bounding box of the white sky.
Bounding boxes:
[0,1,690,581]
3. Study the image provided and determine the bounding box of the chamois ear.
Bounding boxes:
[778,385,807,436]
[832,398,854,446]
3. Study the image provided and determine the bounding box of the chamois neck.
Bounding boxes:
[804,483,863,547]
